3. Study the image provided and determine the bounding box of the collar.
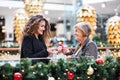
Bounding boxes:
[81,37,90,49]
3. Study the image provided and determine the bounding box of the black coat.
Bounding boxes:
[21,34,49,64]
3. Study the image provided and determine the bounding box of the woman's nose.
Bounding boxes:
[74,32,77,35]
[42,27,45,30]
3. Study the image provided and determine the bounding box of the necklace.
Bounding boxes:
[75,45,82,56]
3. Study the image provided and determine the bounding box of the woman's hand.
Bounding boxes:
[47,47,58,55]
[63,48,70,54]
[57,46,70,54]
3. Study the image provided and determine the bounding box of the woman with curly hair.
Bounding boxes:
[20,15,56,64]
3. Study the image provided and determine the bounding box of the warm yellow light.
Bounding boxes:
[107,16,120,44]
[77,5,97,39]
[14,9,28,44]
[23,0,44,17]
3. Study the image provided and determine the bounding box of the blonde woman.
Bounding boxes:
[63,22,98,59]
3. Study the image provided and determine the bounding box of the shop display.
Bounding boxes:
[77,5,97,39]
[107,16,120,44]
[23,0,44,17]
[14,9,28,44]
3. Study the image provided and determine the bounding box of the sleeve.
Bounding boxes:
[21,36,34,58]
[33,49,48,57]
[84,42,98,59]
[21,36,48,58]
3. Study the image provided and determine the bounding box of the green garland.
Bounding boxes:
[0,56,120,80]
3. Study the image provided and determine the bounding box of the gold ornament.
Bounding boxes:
[77,5,96,39]
[87,65,94,76]
[23,0,44,17]
[14,9,29,44]
[77,5,97,39]
[107,16,120,44]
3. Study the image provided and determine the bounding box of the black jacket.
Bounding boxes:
[21,34,49,64]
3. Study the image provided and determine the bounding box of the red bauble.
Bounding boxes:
[14,72,22,80]
[118,76,120,80]
[118,73,120,80]
[96,59,103,64]
[67,71,74,80]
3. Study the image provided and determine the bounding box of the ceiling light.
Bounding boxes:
[58,17,61,20]
[101,3,106,8]
[44,11,48,15]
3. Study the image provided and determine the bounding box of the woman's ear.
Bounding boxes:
[83,34,87,37]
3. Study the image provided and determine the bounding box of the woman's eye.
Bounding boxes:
[41,25,45,27]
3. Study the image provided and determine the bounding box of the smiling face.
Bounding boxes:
[74,27,85,43]
[36,20,46,35]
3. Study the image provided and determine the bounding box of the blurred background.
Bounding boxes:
[0,1,120,79]
[0,0,120,52]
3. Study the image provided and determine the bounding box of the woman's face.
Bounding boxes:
[74,27,85,42]
[37,20,46,35]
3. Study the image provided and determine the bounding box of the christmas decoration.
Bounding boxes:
[0,56,120,80]
[14,9,28,44]
[77,5,97,39]
[96,58,104,64]
[118,73,120,80]
[57,41,65,51]
[87,65,94,76]
[14,72,22,80]
[67,71,74,80]
[48,76,55,80]
[23,0,44,17]
[106,16,120,44]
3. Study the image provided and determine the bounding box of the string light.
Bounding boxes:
[101,3,106,8]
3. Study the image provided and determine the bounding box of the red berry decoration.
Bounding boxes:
[14,72,22,80]
[67,71,74,80]
[118,73,120,80]
[96,58,103,64]
[118,76,120,80]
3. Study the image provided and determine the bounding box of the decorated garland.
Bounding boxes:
[0,56,120,80]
